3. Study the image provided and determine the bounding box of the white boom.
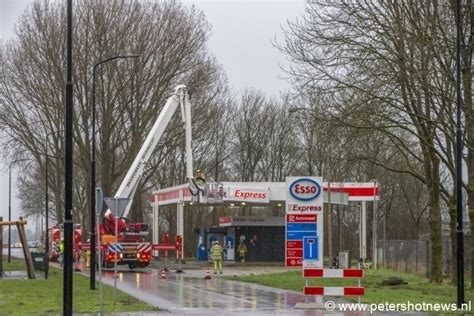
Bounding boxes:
[115,85,193,218]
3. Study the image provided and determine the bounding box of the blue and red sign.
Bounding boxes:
[286,176,323,267]
[286,213,318,266]
[289,178,322,201]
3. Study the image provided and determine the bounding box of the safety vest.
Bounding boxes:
[211,244,223,260]
[238,243,247,255]
[59,241,64,253]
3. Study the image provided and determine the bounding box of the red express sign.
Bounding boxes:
[287,214,317,223]
[224,187,270,203]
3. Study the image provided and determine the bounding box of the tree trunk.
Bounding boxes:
[100,129,113,216]
[424,150,443,283]
[129,183,144,223]
[448,193,457,283]
[54,164,63,224]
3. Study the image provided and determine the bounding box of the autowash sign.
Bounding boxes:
[286,177,323,267]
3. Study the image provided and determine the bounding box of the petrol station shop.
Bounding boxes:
[195,216,286,262]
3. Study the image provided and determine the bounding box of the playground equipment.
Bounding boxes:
[0,216,36,279]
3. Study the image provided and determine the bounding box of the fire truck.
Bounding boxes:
[48,224,82,262]
[94,85,193,269]
[55,85,194,269]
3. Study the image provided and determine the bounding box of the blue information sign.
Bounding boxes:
[286,223,317,231]
[287,231,317,240]
[303,236,319,260]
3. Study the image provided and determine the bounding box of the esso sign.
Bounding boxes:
[289,178,322,201]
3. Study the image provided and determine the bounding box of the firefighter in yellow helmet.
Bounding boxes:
[195,169,206,186]
[210,240,223,274]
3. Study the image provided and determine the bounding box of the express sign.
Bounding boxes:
[224,187,270,203]
[289,178,322,201]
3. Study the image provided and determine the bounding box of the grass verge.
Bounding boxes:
[1,256,27,271]
[228,268,474,305]
[0,261,157,315]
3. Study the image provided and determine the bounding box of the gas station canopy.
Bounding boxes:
[150,181,380,206]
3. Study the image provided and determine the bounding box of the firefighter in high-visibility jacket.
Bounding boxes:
[237,241,247,263]
[85,239,91,268]
[59,239,65,267]
[210,241,223,274]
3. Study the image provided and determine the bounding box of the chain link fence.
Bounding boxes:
[380,240,429,274]
[379,236,471,276]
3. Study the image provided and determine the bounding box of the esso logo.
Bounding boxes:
[289,178,322,201]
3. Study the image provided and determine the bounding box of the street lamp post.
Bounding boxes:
[8,159,29,263]
[64,0,74,313]
[8,163,12,263]
[90,54,140,290]
[454,0,464,307]
[45,144,49,279]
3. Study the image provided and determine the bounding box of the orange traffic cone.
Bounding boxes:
[161,269,167,279]
[204,267,211,280]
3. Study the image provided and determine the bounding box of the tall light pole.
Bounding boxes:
[64,0,74,313]
[8,158,29,263]
[90,54,140,290]
[45,139,49,279]
[454,0,464,307]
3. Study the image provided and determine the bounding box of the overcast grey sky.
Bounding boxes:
[0,0,305,225]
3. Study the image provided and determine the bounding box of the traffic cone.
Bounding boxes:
[204,267,211,280]
[161,269,167,279]
[74,252,82,272]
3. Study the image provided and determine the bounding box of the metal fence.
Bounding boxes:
[440,235,471,276]
[379,236,471,276]
[380,240,429,274]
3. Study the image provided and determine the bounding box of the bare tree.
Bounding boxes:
[259,96,299,181]
[277,0,472,282]
[231,89,272,182]
[0,0,227,237]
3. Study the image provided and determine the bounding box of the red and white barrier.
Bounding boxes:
[74,242,179,252]
[303,268,363,278]
[303,268,365,298]
[74,243,107,251]
[152,243,177,251]
[304,286,365,296]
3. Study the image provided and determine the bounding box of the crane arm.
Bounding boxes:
[113,85,193,218]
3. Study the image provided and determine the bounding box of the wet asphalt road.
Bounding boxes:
[99,268,323,315]
[97,267,426,316]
